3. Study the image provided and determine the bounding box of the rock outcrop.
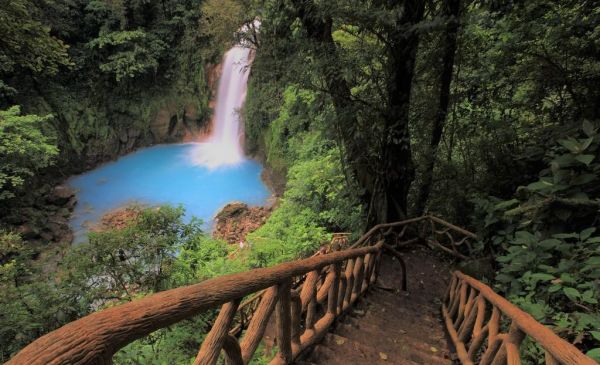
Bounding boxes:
[213,202,272,244]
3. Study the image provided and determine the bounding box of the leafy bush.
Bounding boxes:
[246,86,363,267]
[87,29,167,82]
[0,205,220,362]
[472,122,600,361]
[0,106,58,200]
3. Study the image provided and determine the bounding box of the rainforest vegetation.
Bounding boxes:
[1,0,599,363]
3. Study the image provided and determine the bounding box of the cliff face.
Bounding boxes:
[0,60,218,252]
[72,63,224,171]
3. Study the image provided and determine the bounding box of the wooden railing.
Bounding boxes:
[7,241,386,365]
[443,271,597,365]
[228,232,352,337]
[351,214,477,259]
[9,215,595,365]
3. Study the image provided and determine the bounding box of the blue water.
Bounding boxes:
[68,143,270,242]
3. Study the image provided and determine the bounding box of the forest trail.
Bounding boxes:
[300,249,455,365]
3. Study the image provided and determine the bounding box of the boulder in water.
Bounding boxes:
[48,185,76,205]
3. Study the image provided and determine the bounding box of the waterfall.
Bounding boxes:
[190,45,251,169]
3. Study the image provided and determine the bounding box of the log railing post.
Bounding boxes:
[305,297,316,335]
[274,279,293,364]
[240,286,278,364]
[337,272,347,314]
[223,334,244,365]
[361,253,373,293]
[327,263,341,316]
[351,256,364,302]
[371,248,383,285]
[290,292,302,351]
[343,258,355,309]
[491,323,526,365]
[194,300,240,365]
[300,270,319,336]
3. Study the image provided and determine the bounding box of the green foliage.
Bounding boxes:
[87,29,166,82]
[199,0,246,51]
[0,230,81,362]
[63,206,201,301]
[412,1,600,224]
[0,0,71,89]
[174,234,246,283]
[0,205,221,362]
[472,124,600,361]
[0,0,213,203]
[113,315,211,365]
[246,86,363,267]
[0,106,58,200]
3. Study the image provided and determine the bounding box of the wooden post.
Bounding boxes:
[327,263,341,316]
[337,274,347,314]
[290,292,302,351]
[194,300,240,365]
[491,323,526,365]
[361,253,373,293]
[299,270,319,311]
[240,286,278,363]
[343,258,355,308]
[351,256,364,302]
[274,279,293,364]
[223,335,243,365]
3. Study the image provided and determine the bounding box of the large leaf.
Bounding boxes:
[586,348,600,362]
[563,287,580,301]
[575,154,595,166]
[582,120,596,137]
[580,228,596,241]
[559,138,579,153]
[538,239,561,249]
[526,180,552,191]
[572,173,596,185]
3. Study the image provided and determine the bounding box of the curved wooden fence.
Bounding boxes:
[7,215,596,365]
[7,242,386,365]
[444,271,597,365]
[351,214,477,259]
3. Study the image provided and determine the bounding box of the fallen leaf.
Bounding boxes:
[335,337,346,345]
[379,352,388,360]
[430,346,438,353]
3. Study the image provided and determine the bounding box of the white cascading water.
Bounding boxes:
[190,45,251,169]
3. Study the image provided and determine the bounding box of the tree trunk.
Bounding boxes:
[291,1,373,214]
[293,0,425,226]
[413,0,461,217]
[373,0,425,223]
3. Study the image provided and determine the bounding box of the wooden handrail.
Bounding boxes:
[8,243,382,365]
[13,215,592,365]
[443,271,597,365]
[350,214,477,259]
[350,216,428,248]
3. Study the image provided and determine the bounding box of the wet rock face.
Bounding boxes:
[47,185,76,205]
[213,202,272,244]
[8,184,77,245]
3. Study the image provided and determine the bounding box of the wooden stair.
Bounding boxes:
[299,249,455,364]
